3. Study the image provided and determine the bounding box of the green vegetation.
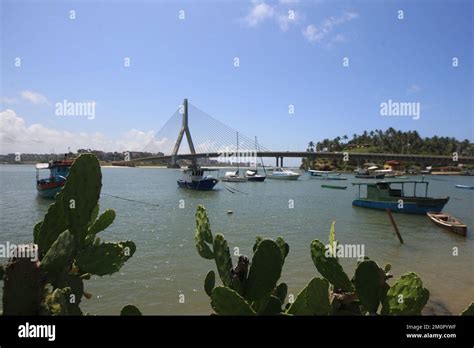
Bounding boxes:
[307,128,473,155]
[1,154,139,315]
[303,128,473,170]
[195,205,472,316]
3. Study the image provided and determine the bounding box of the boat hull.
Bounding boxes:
[246,175,266,182]
[455,185,474,190]
[177,178,218,190]
[355,174,385,179]
[352,198,449,215]
[36,181,65,198]
[267,174,300,180]
[427,212,467,236]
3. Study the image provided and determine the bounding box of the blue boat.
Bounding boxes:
[36,158,73,198]
[352,181,449,214]
[177,166,219,190]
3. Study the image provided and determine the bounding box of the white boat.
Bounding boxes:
[244,169,266,182]
[221,170,247,182]
[308,170,347,180]
[268,168,300,180]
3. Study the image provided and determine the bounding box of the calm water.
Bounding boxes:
[1,164,473,315]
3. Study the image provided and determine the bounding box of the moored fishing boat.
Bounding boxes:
[427,212,467,236]
[267,168,300,180]
[354,167,385,179]
[321,184,347,190]
[177,166,219,190]
[309,170,347,180]
[36,158,74,198]
[352,180,449,214]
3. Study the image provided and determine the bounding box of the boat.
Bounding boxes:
[36,158,74,198]
[427,212,467,236]
[267,168,300,180]
[221,131,247,182]
[354,166,385,179]
[245,169,266,182]
[177,166,219,190]
[455,184,474,190]
[222,171,247,182]
[309,170,347,180]
[352,180,449,214]
[244,136,266,182]
[321,184,347,190]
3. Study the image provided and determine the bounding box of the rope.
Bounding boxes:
[102,193,160,207]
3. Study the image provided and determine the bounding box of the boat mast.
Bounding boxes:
[236,131,239,175]
[255,136,266,175]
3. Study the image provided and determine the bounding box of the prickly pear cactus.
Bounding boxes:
[285,286,312,315]
[3,154,137,316]
[212,234,233,287]
[246,240,283,301]
[274,283,288,303]
[61,154,102,239]
[120,304,142,316]
[381,272,429,315]
[305,278,331,315]
[354,260,389,314]
[40,230,75,276]
[204,270,216,296]
[194,205,214,260]
[275,237,289,260]
[3,245,44,315]
[310,240,353,292]
[76,241,136,276]
[461,302,474,316]
[210,286,256,315]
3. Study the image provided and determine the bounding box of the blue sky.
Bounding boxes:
[1,0,472,154]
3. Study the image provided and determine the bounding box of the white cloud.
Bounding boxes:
[407,84,421,94]
[302,11,358,44]
[244,2,274,27]
[0,109,167,154]
[0,96,19,105]
[302,24,318,42]
[20,90,50,105]
[277,10,301,31]
[243,1,300,31]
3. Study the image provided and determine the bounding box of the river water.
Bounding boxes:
[1,164,473,315]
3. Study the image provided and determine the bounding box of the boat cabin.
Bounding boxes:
[353,180,430,200]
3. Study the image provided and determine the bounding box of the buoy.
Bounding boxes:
[227,210,233,214]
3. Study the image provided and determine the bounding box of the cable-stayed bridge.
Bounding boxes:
[124,99,474,167]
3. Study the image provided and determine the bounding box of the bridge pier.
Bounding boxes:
[167,155,180,168]
[276,157,279,168]
[280,156,284,167]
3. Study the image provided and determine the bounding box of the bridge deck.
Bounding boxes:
[122,151,474,165]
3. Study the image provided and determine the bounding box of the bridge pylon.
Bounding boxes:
[169,98,196,168]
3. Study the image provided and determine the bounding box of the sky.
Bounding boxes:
[1,0,473,155]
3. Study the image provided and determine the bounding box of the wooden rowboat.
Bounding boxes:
[427,212,467,236]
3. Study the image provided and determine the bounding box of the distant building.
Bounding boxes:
[384,160,402,171]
